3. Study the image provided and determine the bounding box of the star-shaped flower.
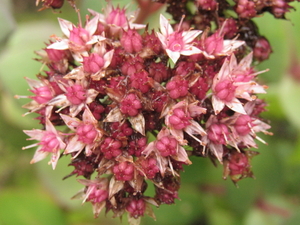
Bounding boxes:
[23,113,66,169]
[60,107,103,158]
[212,53,267,115]
[156,14,203,64]
[47,15,105,61]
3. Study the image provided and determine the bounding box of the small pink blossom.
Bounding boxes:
[100,137,122,159]
[82,48,114,80]
[212,53,266,115]
[89,5,146,37]
[202,115,233,162]
[165,101,206,145]
[60,107,103,157]
[120,28,143,53]
[137,157,159,179]
[223,101,272,148]
[15,76,56,115]
[120,93,142,117]
[143,127,191,176]
[166,75,189,99]
[199,28,244,59]
[126,198,146,218]
[47,16,105,61]
[49,78,98,117]
[156,14,203,64]
[23,116,66,169]
[113,161,135,181]
[77,177,109,217]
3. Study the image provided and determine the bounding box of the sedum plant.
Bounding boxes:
[17,0,299,224]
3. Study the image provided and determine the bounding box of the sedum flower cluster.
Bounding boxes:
[19,0,298,224]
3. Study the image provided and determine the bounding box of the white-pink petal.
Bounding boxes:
[58,18,73,37]
[180,46,202,56]
[166,49,180,64]
[47,39,69,50]
[159,14,173,36]
[182,30,202,43]
[30,147,49,164]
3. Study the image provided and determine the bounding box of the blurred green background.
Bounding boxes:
[1,0,300,224]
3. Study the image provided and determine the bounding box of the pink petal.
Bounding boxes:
[64,135,85,155]
[23,129,44,140]
[129,113,145,136]
[221,40,245,55]
[209,143,223,162]
[50,150,61,170]
[103,50,114,68]
[156,32,167,49]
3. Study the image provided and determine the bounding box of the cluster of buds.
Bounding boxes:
[18,0,299,223]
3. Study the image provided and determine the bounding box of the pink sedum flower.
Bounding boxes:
[83,47,114,80]
[60,107,103,158]
[89,5,146,37]
[212,52,267,115]
[23,115,66,169]
[47,16,105,61]
[143,127,191,176]
[49,78,98,117]
[77,177,109,218]
[202,115,233,162]
[156,14,203,64]
[165,101,207,145]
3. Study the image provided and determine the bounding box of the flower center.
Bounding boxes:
[40,131,60,152]
[167,32,184,52]
[76,123,98,144]
[66,84,87,105]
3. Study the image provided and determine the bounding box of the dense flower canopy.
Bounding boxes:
[19,0,300,224]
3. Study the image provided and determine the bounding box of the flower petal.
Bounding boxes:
[159,14,173,36]
[166,49,180,64]
[58,18,73,37]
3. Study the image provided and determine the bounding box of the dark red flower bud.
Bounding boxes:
[253,37,272,61]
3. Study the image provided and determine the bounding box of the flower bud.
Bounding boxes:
[121,29,143,53]
[253,37,272,61]
[83,53,105,74]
